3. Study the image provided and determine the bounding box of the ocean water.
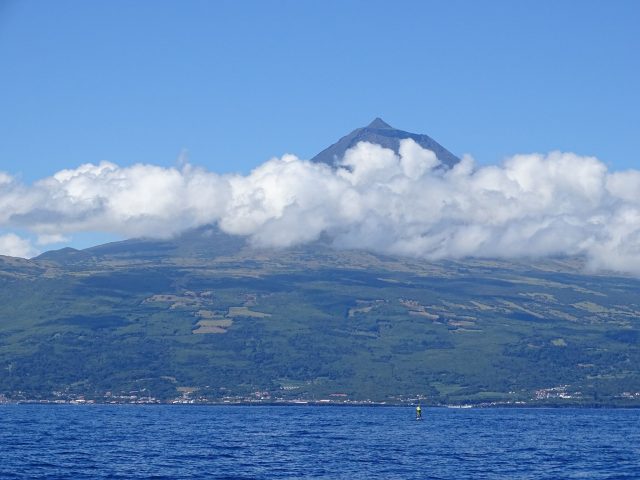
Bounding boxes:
[0,405,638,479]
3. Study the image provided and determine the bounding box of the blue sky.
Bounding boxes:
[2,1,640,262]
[1,0,639,181]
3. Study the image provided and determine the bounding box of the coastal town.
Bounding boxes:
[2,385,639,407]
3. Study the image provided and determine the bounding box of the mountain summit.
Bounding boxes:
[365,117,394,129]
[311,117,459,168]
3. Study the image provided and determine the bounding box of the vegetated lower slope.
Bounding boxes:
[0,228,639,405]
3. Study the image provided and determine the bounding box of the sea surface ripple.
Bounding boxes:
[0,405,638,479]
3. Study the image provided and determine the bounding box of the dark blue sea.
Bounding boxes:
[0,405,638,479]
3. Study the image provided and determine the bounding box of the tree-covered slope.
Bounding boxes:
[1,232,639,406]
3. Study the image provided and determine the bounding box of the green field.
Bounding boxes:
[1,229,639,405]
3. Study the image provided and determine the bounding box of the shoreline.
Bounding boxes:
[2,399,639,409]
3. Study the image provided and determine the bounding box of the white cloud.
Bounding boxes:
[2,138,640,273]
[0,233,38,258]
[0,172,13,185]
[36,233,71,245]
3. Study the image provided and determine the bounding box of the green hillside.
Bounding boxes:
[1,230,639,406]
